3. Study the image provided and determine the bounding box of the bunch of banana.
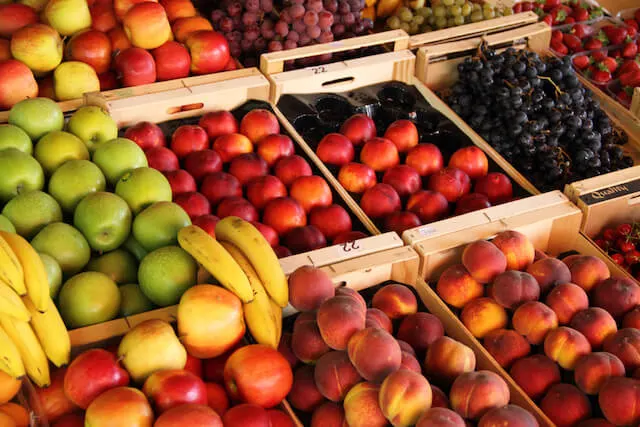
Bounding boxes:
[177,217,288,348]
[0,231,71,388]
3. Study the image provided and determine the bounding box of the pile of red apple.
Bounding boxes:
[280,265,539,426]
[0,0,234,111]
[129,107,365,258]
[314,113,514,235]
[434,229,640,426]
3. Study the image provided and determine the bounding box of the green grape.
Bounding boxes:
[470,10,483,21]
[412,15,425,25]
[399,7,414,22]
[455,0,465,5]
[442,0,454,6]
[433,5,446,17]
[482,2,492,10]
[416,7,432,17]
[409,0,425,10]
[472,2,481,11]
[387,15,401,29]
[461,3,471,16]
[502,6,513,15]
[453,14,464,25]
[448,5,461,16]
[400,22,411,32]
[483,8,495,19]
[495,8,503,17]
[427,15,436,25]
[435,16,447,28]
[447,16,455,26]
[409,22,421,34]
[421,24,433,32]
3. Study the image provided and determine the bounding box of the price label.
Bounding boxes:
[311,65,328,75]
[340,240,361,253]
[418,226,436,237]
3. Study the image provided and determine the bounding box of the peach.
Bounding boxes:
[509,355,561,400]
[360,183,401,219]
[545,283,589,325]
[460,297,508,339]
[602,328,640,371]
[564,255,610,292]
[228,153,268,186]
[291,313,330,364]
[384,211,421,235]
[428,168,465,203]
[406,143,443,176]
[347,327,401,383]
[257,134,294,167]
[544,326,592,370]
[574,352,625,395]
[267,409,295,427]
[216,196,258,222]
[212,133,253,163]
[526,257,572,293]
[379,369,432,426]
[425,337,476,386]
[289,175,332,213]
[576,419,615,427]
[449,146,488,180]
[406,190,449,223]
[400,351,422,373]
[172,16,213,43]
[490,271,540,310]
[478,405,538,427]
[397,340,416,356]
[462,240,507,284]
[623,306,640,329]
[263,197,306,236]
[288,265,335,311]
[311,402,346,427]
[340,113,376,146]
[316,133,354,166]
[417,408,465,427]
[431,385,448,408]
[288,365,324,412]
[360,137,400,172]
[512,301,559,345]
[491,230,535,271]
[591,277,640,320]
[436,264,484,309]
[397,312,444,354]
[314,351,362,402]
[335,287,367,312]
[283,225,327,254]
[371,284,418,320]
[337,162,377,194]
[540,384,591,427]
[483,329,531,369]
[570,308,618,349]
[317,296,366,350]
[274,155,312,187]
[343,382,387,427]
[382,165,421,198]
[365,308,393,334]
[635,367,640,379]
[277,333,298,370]
[598,377,640,426]
[450,371,510,420]
[309,204,352,241]
[384,119,419,153]
[221,403,268,426]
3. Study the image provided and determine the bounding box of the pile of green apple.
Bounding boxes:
[0,97,200,330]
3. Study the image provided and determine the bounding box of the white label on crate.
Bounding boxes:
[417,226,437,237]
[311,65,329,74]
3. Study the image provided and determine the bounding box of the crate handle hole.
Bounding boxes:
[321,77,355,87]
[167,102,205,115]
[628,193,640,206]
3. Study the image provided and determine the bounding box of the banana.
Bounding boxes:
[0,314,50,387]
[270,298,282,346]
[177,225,254,303]
[0,325,25,379]
[0,234,26,296]
[23,296,70,368]
[0,283,30,322]
[0,232,49,312]
[220,241,280,348]
[215,217,288,308]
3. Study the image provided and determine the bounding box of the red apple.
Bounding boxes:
[475,172,513,204]
[114,47,156,87]
[0,59,37,110]
[91,2,117,33]
[224,344,293,408]
[172,16,214,43]
[428,168,466,202]
[201,171,242,206]
[406,143,443,176]
[122,2,172,50]
[0,39,10,61]
[98,71,118,90]
[229,153,269,186]
[64,349,130,409]
[240,109,280,144]
[263,197,307,236]
[454,193,491,215]
[65,30,112,75]
[152,40,191,81]
[0,4,37,38]
[384,211,421,235]
[199,111,238,140]
[340,114,376,145]
[246,175,287,210]
[213,133,253,163]
[37,76,55,99]
[154,403,222,427]
[309,204,352,241]
[124,121,166,150]
[449,146,489,180]
[316,133,355,166]
[192,214,219,238]
[160,0,197,22]
[52,413,84,427]
[338,162,377,194]
[174,192,211,219]
[407,190,449,223]
[184,354,203,378]
[216,196,258,222]
[384,119,419,152]
[222,403,270,427]
[382,165,421,197]
[257,134,295,167]
[185,30,230,75]
[205,382,229,416]
[268,409,295,427]
[164,169,197,195]
[171,124,209,158]
[84,387,153,427]
[274,155,312,187]
[114,0,155,21]
[108,25,132,54]
[146,146,179,172]
[250,221,279,247]
[184,149,223,182]
[203,347,240,384]
[142,369,207,413]
[35,368,77,423]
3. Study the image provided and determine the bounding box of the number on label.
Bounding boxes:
[341,240,360,252]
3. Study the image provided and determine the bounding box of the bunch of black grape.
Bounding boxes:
[445,47,632,192]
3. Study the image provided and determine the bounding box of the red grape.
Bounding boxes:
[298,33,311,46]
[342,12,355,25]
[338,1,350,13]
[241,39,253,51]
[242,11,258,26]
[220,17,234,32]
[306,24,321,39]
[318,29,333,42]
[211,9,225,22]
[280,9,292,22]
[332,23,345,36]
[255,37,267,50]
[245,0,260,11]
[290,4,305,19]
[260,0,273,11]
[293,19,306,33]
[275,20,289,37]
[308,0,323,12]
[323,0,338,12]
[284,39,298,50]
[268,40,283,51]
[261,27,275,39]
[303,10,318,26]
[244,24,260,41]
[227,1,242,16]
[287,30,300,42]
[228,30,242,42]
[318,10,333,29]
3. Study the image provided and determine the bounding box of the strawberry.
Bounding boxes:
[565,16,575,24]
[522,2,535,12]
[571,23,589,39]
[619,58,640,76]
[627,25,638,39]
[551,7,567,25]
[595,30,610,46]
[625,19,639,32]
[602,25,629,45]
[572,55,591,70]
[589,7,604,19]
[552,30,563,43]
[584,38,603,50]
[635,8,640,23]
[620,70,640,87]
[623,39,639,59]
[591,64,612,84]
[617,87,635,105]
[543,0,561,12]
[551,40,569,55]
[513,3,523,13]
[542,14,553,26]
[571,6,589,22]
[563,33,582,51]
[601,56,618,73]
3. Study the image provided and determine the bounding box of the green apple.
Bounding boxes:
[132,202,191,252]
[73,192,132,252]
[119,283,154,317]
[115,167,172,215]
[0,215,15,233]
[38,252,63,298]
[58,271,120,328]
[48,159,106,213]
[123,235,148,262]
[2,190,63,239]
[34,131,89,176]
[0,124,32,154]
[92,138,148,186]
[67,106,118,153]
[138,246,197,307]
[86,249,138,285]
[44,0,91,37]
[8,98,64,141]
[53,61,100,101]
[0,149,44,203]
[31,222,91,277]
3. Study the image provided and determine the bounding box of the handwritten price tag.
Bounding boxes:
[310,65,328,74]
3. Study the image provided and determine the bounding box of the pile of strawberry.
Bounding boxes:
[551,21,637,56]
[621,8,640,35]
[513,0,604,27]
[595,223,640,279]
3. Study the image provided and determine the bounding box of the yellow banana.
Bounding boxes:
[0,314,50,387]
[270,298,282,346]
[0,232,49,312]
[0,325,25,379]
[23,296,70,368]
[0,234,26,296]
[0,283,30,322]
[215,217,288,308]
[220,241,280,348]
[177,225,254,303]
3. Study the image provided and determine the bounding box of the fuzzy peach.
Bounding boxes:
[335,287,367,312]
[526,257,572,293]
[483,329,531,369]
[478,405,538,427]
[347,327,401,383]
[569,307,618,349]
[598,377,640,426]
[344,382,387,427]
[491,230,535,271]
[291,313,330,364]
[591,277,640,320]
[602,328,640,371]
[371,284,418,320]
[490,271,540,310]
[396,312,444,354]
[425,337,476,386]
[449,371,510,421]
[436,264,484,309]
[430,385,449,408]
[310,402,346,427]
[417,408,465,427]
[379,369,432,427]
[543,326,592,370]
[564,255,610,292]
[509,355,561,400]
[287,365,325,412]
[314,351,362,402]
[574,352,626,395]
[545,283,589,325]
[512,301,558,345]
[365,308,393,334]
[400,351,421,374]
[460,297,508,339]
[623,306,640,329]
[462,240,507,284]
[288,265,335,312]
[540,384,591,427]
